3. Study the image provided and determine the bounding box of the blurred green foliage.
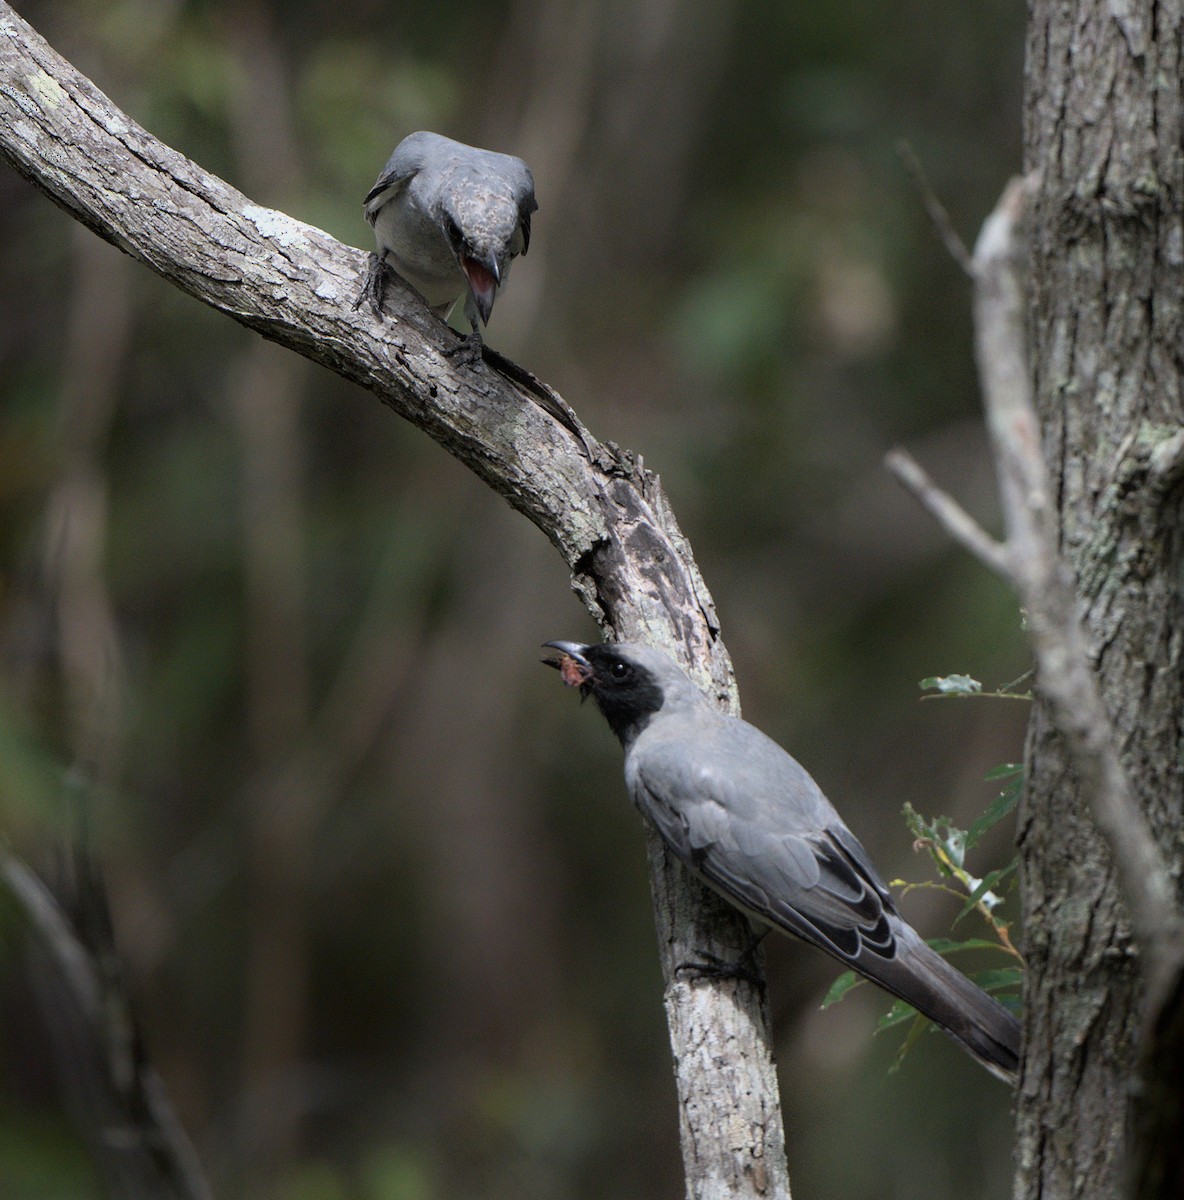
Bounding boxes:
[1,1,1028,1197]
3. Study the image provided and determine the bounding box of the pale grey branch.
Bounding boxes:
[884,447,1011,578]
[0,4,788,1195]
[972,178,1184,1006]
[898,174,1184,1010]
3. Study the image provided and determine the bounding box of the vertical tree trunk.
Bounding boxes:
[1019,4,1184,1197]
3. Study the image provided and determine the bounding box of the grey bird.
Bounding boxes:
[355,130,537,353]
[542,640,1021,1083]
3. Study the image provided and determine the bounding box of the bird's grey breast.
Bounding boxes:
[370,171,466,307]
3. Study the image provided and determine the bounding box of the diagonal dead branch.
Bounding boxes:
[0,4,788,1196]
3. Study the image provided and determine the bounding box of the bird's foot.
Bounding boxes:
[442,331,484,367]
[353,251,388,318]
[676,936,767,988]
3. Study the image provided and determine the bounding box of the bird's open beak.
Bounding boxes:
[461,252,500,326]
[541,640,593,689]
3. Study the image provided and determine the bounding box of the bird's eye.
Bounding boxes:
[609,661,631,680]
[443,213,462,247]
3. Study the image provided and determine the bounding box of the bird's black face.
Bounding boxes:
[542,642,665,747]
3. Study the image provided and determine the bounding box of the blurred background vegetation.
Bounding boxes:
[0,1,1029,1196]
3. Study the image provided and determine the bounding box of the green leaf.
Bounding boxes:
[983,762,1023,782]
[954,861,1018,923]
[820,969,863,1008]
[901,802,930,840]
[993,990,1024,1015]
[902,803,952,849]
[887,1012,931,1074]
[0,706,69,834]
[968,967,1023,993]
[964,778,1022,848]
[877,998,920,1031]
[926,937,1014,956]
[919,674,983,696]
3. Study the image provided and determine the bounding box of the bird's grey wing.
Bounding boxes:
[363,136,433,222]
[630,735,896,965]
[628,718,1021,1081]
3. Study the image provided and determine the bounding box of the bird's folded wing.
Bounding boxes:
[632,747,897,965]
[364,144,428,215]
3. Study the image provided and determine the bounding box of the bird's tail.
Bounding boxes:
[863,921,1021,1084]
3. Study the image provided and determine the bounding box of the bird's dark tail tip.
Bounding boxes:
[877,924,1021,1085]
[964,1029,1020,1086]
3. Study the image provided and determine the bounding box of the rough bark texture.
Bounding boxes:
[1020,5,1184,1198]
[0,6,789,1197]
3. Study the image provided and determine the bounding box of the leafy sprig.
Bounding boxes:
[820,762,1024,1071]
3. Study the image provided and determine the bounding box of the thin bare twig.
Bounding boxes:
[884,447,1011,578]
[898,140,975,278]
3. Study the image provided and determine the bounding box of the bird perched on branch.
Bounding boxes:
[542,640,1021,1083]
[355,130,537,358]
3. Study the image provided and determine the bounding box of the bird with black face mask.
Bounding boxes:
[355,131,537,358]
[542,640,1021,1084]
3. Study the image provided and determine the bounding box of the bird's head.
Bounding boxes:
[440,186,532,327]
[541,641,704,747]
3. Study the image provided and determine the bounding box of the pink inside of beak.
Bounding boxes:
[558,656,592,688]
[461,255,498,323]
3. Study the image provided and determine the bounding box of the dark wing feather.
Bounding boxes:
[512,168,537,253]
